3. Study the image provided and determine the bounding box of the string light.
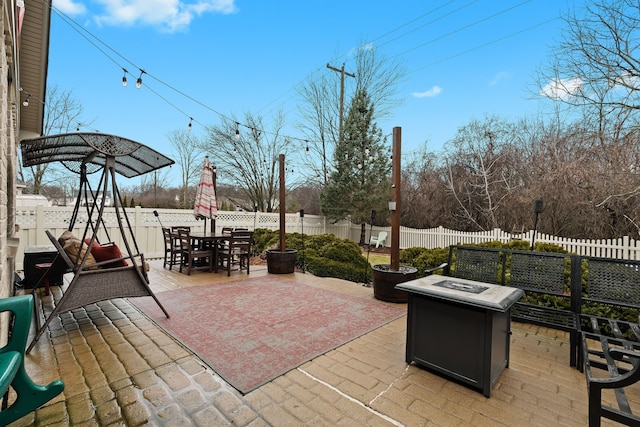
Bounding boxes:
[22,95,30,107]
[235,122,240,139]
[122,68,128,87]
[188,117,193,131]
[47,0,496,163]
[136,69,145,89]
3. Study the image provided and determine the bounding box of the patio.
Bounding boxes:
[9,260,637,426]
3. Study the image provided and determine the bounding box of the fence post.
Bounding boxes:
[35,205,45,245]
[623,235,629,260]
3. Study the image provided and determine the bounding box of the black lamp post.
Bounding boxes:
[300,209,305,273]
[363,209,375,285]
[531,200,544,251]
[153,210,164,228]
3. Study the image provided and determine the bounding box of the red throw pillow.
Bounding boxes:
[88,242,128,268]
[84,238,100,251]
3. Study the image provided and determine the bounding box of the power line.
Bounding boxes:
[44,0,558,149]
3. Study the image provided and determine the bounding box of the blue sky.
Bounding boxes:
[46,0,583,185]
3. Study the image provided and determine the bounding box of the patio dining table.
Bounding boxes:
[188,231,231,256]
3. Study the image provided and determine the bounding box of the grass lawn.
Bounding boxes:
[364,253,390,266]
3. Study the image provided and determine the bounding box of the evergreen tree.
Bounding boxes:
[321,89,391,244]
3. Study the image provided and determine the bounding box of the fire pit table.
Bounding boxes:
[396,274,524,397]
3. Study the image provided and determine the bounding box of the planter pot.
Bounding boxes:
[372,264,418,303]
[266,249,298,274]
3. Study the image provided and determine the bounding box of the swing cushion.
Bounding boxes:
[63,239,98,269]
[86,240,128,268]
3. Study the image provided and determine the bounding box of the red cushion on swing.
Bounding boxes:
[84,239,128,268]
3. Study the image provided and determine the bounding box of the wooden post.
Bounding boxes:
[391,127,401,271]
[212,165,217,233]
[326,63,355,138]
[279,154,286,252]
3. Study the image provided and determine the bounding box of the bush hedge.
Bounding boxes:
[253,229,370,283]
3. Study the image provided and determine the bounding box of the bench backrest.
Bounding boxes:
[580,256,640,308]
[507,251,570,296]
[448,246,503,284]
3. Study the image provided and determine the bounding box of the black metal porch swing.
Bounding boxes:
[20,132,173,353]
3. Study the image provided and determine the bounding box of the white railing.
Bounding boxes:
[14,206,640,270]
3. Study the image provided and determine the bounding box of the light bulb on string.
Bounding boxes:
[136,70,145,89]
[188,118,193,131]
[235,122,240,139]
[122,69,128,87]
[22,95,30,107]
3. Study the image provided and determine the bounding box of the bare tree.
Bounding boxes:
[443,116,523,231]
[538,0,640,133]
[535,0,640,237]
[138,168,173,208]
[202,112,297,212]
[297,74,337,185]
[401,144,450,229]
[168,129,204,209]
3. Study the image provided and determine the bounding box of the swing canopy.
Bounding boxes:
[21,132,174,178]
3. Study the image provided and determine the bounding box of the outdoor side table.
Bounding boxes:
[396,274,524,397]
[23,245,63,290]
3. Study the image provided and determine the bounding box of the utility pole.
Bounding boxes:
[326,63,355,139]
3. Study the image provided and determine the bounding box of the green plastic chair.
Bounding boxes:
[0,295,64,425]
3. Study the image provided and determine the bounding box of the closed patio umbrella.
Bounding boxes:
[194,156,217,232]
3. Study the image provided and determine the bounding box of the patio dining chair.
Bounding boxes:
[161,227,181,270]
[216,230,253,276]
[177,229,214,275]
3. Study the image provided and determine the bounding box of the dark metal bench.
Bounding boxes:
[440,246,579,367]
[506,250,579,368]
[576,256,640,426]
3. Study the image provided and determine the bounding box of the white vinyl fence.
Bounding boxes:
[14,206,640,271]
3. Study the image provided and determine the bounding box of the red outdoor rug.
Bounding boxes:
[131,276,406,394]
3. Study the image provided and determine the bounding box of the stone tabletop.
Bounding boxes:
[395,274,524,312]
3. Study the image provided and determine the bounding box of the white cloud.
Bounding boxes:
[412,86,442,98]
[490,71,510,86]
[540,77,583,100]
[53,0,87,15]
[93,0,237,32]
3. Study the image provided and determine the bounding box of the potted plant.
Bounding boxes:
[371,127,417,302]
[267,154,298,274]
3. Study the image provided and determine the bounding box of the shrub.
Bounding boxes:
[304,248,370,283]
[400,247,449,278]
[253,230,370,283]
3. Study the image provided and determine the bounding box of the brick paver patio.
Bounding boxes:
[7,259,639,426]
